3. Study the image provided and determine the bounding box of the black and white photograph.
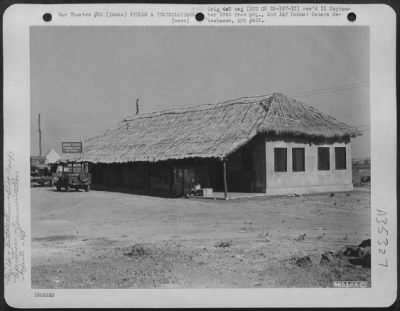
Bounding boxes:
[3,3,397,308]
[30,24,372,289]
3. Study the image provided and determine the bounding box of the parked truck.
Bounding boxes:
[30,156,54,186]
[54,161,91,192]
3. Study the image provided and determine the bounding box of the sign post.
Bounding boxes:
[62,142,82,154]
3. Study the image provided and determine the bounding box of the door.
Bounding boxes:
[174,168,184,197]
[183,168,195,195]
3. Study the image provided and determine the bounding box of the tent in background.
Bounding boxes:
[46,148,61,164]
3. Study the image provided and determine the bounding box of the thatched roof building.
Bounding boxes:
[60,92,360,197]
[79,93,360,163]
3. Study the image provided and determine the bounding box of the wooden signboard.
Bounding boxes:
[62,142,82,153]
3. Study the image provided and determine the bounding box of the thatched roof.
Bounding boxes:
[67,93,361,163]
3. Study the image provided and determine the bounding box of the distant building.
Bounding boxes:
[352,158,371,185]
[68,93,361,197]
[30,156,47,166]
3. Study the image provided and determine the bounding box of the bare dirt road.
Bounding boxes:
[31,187,371,288]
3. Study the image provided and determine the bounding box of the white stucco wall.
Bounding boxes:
[265,139,353,195]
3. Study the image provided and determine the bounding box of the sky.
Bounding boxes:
[30,26,370,158]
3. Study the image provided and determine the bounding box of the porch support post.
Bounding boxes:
[223,158,228,200]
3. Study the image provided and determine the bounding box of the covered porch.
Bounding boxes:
[89,135,266,199]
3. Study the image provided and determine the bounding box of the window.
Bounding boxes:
[318,147,330,170]
[67,163,83,173]
[335,147,347,170]
[274,148,287,172]
[292,148,305,172]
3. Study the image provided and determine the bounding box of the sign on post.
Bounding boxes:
[62,142,82,153]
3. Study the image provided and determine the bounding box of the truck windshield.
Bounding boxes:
[67,164,83,173]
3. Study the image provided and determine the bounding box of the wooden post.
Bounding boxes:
[38,113,42,156]
[223,159,228,200]
[168,163,174,196]
[136,98,139,115]
[80,136,84,161]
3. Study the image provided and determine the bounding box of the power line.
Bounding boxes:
[289,81,369,96]
[287,81,370,98]
[291,85,369,98]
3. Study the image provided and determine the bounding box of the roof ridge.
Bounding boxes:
[122,94,273,122]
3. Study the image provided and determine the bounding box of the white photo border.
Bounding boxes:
[3,3,397,308]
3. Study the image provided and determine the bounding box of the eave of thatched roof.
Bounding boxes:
[75,92,361,163]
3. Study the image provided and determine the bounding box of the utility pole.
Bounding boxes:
[136,98,139,115]
[80,136,84,161]
[38,113,42,156]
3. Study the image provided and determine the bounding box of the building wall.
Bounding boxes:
[265,138,353,195]
[252,138,266,192]
[90,163,147,192]
[226,136,266,192]
[91,160,214,197]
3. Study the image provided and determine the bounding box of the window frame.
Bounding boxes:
[318,147,330,171]
[292,148,305,172]
[335,147,347,170]
[274,148,287,172]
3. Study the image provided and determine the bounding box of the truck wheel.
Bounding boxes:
[75,187,79,191]
[79,172,90,183]
[85,185,90,192]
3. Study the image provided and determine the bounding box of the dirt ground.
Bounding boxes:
[31,187,371,288]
